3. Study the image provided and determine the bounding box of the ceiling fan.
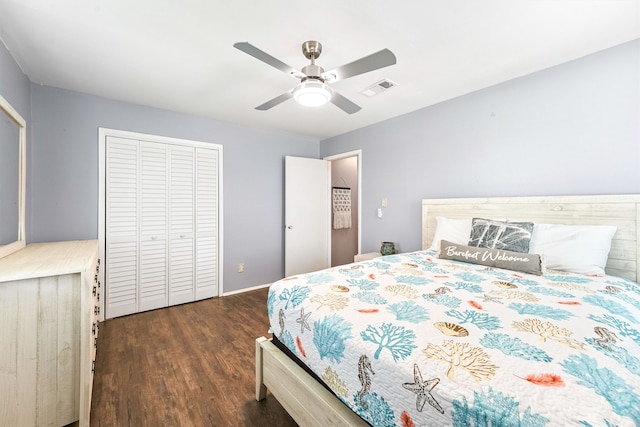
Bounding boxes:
[233,41,397,114]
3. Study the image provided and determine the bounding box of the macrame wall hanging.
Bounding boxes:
[332,179,351,230]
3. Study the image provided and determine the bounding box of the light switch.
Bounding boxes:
[381,198,388,208]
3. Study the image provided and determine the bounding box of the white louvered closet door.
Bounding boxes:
[168,145,195,305]
[195,148,218,299]
[105,137,139,318]
[139,142,168,312]
[104,133,221,319]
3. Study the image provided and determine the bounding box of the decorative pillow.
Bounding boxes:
[428,217,473,251]
[468,218,534,253]
[440,240,545,276]
[528,223,617,276]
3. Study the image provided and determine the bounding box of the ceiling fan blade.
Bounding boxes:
[234,42,302,78]
[330,91,361,114]
[255,91,293,111]
[324,49,396,82]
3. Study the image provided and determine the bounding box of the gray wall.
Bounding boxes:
[2,38,321,293]
[27,86,318,293]
[3,38,638,293]
[320,39,640,255]
[0,41,30,121]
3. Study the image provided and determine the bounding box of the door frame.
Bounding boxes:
[324,150,363,257]
[98,127,224,320]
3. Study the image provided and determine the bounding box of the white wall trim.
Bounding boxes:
[222,282,271,296]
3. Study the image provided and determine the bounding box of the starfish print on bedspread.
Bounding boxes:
[402,363,444,414]
[296,307,311,334]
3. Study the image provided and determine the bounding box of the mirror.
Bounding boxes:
[0,93,26,259]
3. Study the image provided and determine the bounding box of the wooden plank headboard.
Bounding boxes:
[422,194,640,282]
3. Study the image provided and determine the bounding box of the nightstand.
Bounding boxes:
[354,252,381,262]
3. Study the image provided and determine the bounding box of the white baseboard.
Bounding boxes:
[222,282,271,297]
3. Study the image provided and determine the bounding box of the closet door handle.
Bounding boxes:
[286,225,293,229]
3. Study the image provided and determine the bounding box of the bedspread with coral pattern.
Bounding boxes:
[267,250,640,426]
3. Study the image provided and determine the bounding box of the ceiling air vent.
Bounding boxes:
[359,79,398,97]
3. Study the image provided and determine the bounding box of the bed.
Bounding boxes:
[256,194,640,426]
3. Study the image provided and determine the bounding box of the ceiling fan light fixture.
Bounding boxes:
[293,80,332,107]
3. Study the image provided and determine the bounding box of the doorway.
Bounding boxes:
[326,150,361,267]
[283,150,362,276]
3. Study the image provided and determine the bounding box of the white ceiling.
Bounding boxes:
[1,0,639,140]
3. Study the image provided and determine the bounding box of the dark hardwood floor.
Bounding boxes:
[90,287,298,427]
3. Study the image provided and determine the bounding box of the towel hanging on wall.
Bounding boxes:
[332,186,352,229]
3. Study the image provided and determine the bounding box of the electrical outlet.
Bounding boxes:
[238,263,244,273]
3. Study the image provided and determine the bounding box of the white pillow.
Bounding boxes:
[528,223,617,276]
[429,217,473,251]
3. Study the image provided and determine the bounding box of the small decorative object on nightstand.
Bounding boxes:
[380,241,395,256]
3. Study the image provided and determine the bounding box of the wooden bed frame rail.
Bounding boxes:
[255,337,368,427]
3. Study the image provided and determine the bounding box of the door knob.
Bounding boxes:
[286,225,293,229]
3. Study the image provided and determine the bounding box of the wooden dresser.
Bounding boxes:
[0,240,101,426]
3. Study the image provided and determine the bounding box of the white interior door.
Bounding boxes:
[285,156,330,277]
